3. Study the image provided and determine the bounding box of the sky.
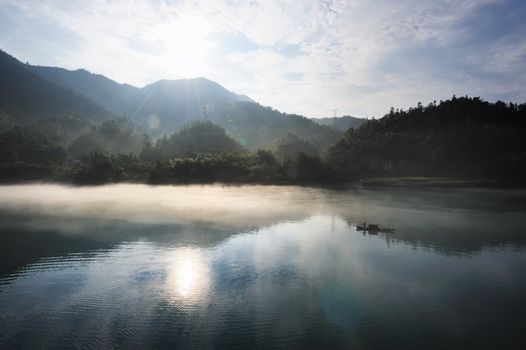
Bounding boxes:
[0,0,525,118]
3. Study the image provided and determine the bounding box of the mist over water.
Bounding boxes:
[0,184,525,349]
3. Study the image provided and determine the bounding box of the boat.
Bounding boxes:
[356,223,395,233]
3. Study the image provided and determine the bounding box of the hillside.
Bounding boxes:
[326,97,526,181]
[13,50,340,150]
[127,78,252,133]
[205,102,341,151]
[312,116,366,132]
[28,65,137,115]
[0,50,111,123]
[142,121,245,160]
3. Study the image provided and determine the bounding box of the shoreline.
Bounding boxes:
[0,176,524,190]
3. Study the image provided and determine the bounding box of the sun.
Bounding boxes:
[158,15,215,76]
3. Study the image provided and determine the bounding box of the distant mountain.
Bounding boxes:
[27,66,252,122]
[129,78,253,133]
[311,116,366,132]
[2,49,342,150]
[27,65,137,115]
[0,50,112,123]
[142,121,245,160]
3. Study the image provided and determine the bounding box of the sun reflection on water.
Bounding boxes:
[165,248,209,302]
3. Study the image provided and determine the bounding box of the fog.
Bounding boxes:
[0,183,525,252]
[0,184,325,232]
[1,185,525,349]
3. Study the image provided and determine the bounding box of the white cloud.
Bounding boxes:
[1,0,524,117]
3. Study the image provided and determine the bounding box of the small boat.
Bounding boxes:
[356,223,395,233]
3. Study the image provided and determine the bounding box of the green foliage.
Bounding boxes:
[0,124,69,181]
[143,121,245,160]
[2,97,526,185]
[273,133,318,160]
[0,125,68,164]
[326,96,526,180]
[282,152,330,182]
[0,110,14,132]
[73,152,143,184]
[147,154,252,184]
[213,102,343,151]
[34,115,92,144]
[251,150,282,182]
[312,116,366,132]
[69,117,145,157]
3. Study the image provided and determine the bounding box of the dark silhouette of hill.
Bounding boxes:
[12,49,341,150]
[27,66,253,124]
[312,116,366,132]
[28,65,137,116]
[2,94,526,185]
[0,50,112,123]
[273,133,318,160]
[326,96,526,181]
[128,78,253,135]
[142,121,245,160]
[204,102,341,151]
[6,48,525,185]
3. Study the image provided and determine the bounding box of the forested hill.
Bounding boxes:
[0,49,341,150]
[1,95,526,185]
[312,116,366,132]
[327,96,526,181]
[2,47,525,185]
[27,64,138,117]
[0,50,112,123]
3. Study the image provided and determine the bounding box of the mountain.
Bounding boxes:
[312,116,366,132]
[27,65,137,115]
[27,66,253,123]
[0,50,112,123]
[14,50,341,150]
[142,121,245,160]
[128,78,253,133]
[326,96,526,180]
[202,102,342,151]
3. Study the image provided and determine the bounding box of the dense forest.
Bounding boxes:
[327,96,526,182]
[312,116,366,132]
[1,96,525,185]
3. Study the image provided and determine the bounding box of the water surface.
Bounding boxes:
[0,184,525,349]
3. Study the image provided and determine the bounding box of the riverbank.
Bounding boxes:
[1,176,524,189]
[356,177,524,188]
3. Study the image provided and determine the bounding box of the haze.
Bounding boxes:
[1,0,525,117]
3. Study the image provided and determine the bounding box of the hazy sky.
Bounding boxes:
[1,0,525,118]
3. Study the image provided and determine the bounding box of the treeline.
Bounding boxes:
[1,96,526,185]
[326,96,526,181]
[0,116,330,184]
[71,151,327,184]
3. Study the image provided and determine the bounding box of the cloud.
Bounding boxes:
[0,0,525,117]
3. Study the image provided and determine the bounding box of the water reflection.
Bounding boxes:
[0,184,525,349]
[165,248,209,302]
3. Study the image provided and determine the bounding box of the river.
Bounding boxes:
[0,184,525,349]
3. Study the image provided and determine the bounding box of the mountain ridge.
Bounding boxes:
[0,50,113,123]
[0,49,344,150]
[311,116,366,132]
